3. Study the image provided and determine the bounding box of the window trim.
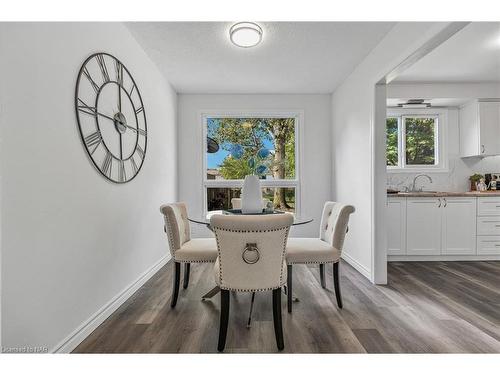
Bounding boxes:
[200,110,303,215]
[387,108,448,173]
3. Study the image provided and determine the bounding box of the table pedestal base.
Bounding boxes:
[201,286,220,300]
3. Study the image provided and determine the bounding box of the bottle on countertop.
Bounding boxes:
[477,178,488,192]
[491,176,497,191]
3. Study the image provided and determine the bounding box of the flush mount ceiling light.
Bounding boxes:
[398,99,431,109]
[229,22,263,48]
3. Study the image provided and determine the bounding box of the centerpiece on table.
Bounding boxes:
[229,143,271,214]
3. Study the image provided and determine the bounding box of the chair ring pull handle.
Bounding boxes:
[242,243,260,264]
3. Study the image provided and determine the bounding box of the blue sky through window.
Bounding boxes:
[207,118,275,169]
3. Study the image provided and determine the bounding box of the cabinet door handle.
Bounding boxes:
[438,198,441,207]
[443,198,447,207]
[481,144,485,154]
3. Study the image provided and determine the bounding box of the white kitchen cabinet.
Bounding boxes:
[387,197,406,255]
[460,100,500,157]
[477,236,500,255]
[477,217,500,235]
[441,197,476,255]
[477,196,500,216]
[406,198,442,255]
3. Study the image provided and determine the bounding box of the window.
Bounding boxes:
[203,114,300,214]
[386,111,445,171]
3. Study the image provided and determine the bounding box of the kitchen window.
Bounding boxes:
[387,109,447,171]
[203,113,301,214]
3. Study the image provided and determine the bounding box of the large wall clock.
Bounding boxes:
[75,52,147,183]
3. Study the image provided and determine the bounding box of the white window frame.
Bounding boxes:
[201,110,303,216]
[387,108,448,173]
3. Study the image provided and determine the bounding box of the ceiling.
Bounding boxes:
[126,22,395,94]
[394,22,500,83]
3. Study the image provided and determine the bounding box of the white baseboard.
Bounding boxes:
[388,255,500,262]
[51,254,171,353]
[341,252,371,280]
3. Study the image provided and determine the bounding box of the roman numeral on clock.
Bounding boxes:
[102,152,113,178]
[77,98,97,117]
[135,106,143,115]
[82,67,100,93]
[130,156,139,174]
[118,160,126,182]
[96,54,110,83]
[115,60,123,86]
[84,131,102,154]
[136,145,145,159]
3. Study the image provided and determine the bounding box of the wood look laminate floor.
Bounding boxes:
[73,260,500,353]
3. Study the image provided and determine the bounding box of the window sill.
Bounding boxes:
[387,167,449,174]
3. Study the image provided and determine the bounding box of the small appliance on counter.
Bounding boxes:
[478,173,500,191]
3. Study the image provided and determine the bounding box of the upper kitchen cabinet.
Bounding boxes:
[460,100,500,157]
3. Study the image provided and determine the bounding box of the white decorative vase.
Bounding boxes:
[241,175,263,214]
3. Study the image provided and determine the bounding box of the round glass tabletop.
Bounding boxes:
[188,210,313,226]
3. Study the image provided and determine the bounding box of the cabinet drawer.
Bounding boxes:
[477,217,500,235]
[477,236,500,255]
[477,197,500,216]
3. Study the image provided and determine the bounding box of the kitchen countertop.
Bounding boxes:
[387,191,500,197]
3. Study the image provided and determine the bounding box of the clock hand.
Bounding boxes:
[118,85,122,113]
[119,133,123,159]
[96,111,115,122]
[125,125,138,133]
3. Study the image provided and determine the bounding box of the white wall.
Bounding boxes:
[331,23,454,282]
[177,94,332,237]
[0,23,177,352]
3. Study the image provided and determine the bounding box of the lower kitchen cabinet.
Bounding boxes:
[387,196,477,257]
[406,198,442,255]
[441,197,477,255]
[387,197,406,255]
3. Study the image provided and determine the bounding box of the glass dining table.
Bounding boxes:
[188,209,313,327]
[188,209,313,227]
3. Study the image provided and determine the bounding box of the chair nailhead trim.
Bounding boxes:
[163,214,177,257]
[213,226,291,290]
[287,260,338,265]
[174,259,216,263]
[219,282,287,293]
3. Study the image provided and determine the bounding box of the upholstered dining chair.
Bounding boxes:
[210,213,294,352]
[285,201,355,312]
[160,203,218,308]
[230,198,271,210]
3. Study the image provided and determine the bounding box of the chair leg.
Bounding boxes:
[217,290,230,352]
[287,264,293,313]
[333,262,343,309]
[272,288,284,351]
[170,262,181,308]
[183,263,190,289]
[319,263,326,289]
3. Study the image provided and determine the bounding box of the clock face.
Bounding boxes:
[75,53,147,183]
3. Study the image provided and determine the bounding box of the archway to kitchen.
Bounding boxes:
[372,22,500,283]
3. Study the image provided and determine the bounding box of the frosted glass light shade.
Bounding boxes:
[229,22,263,48]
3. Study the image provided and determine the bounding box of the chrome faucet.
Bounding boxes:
[409,174,433,192]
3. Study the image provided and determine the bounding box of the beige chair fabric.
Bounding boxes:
[211,213,293,291]
[160,203,217,263]
[286,202,355,264]
[230,198,271,210]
